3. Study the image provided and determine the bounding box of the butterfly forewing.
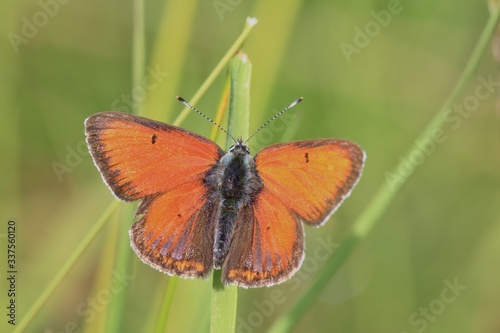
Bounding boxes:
[85,112,224,201]
[254,139,365,226]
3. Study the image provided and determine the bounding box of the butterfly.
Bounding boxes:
[84,97,365,288]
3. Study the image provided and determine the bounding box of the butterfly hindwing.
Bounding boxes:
[222,188,304,287]
[130,181,220,278]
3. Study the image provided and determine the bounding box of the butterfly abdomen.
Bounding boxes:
[206,142,263,269]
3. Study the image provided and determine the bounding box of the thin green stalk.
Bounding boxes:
[104,205,136,332]
[210,51,252,333]
[268,6,500,333]
[105,3,145,330]
[173,18,258,127]
[152,277,178,333]
[245,1,301,126]
[226,51,251,141]
[82,205,121,333]
[210,74,231,141]
[142,0,198,119]
[132,0,145,116]
[13,202,120,333]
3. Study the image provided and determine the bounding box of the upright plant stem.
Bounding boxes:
[12,202,120,333]
[141,0,198,119]
[132,0,145,116]
[104,2,145,331]
[210,51,252,333]
[104,204,136,332]
[210,74,231,141]
[173,18,257,127]
[268,6,500,333]
[152,277,178,333]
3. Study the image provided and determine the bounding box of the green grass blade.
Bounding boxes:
[142,0,198,120]
[13,201,120,333]
[104,2,145,330]
[245,1,301,125]
[211,270,238,333]
[104,205,136,333]
[268,6,500,333]
[173,18,258,127]
[226,51,251,142]
[81,207,121,333]
[132,0,145,116]
[210,51,252,333]
[210,73,231,141]
[153,277,179,333]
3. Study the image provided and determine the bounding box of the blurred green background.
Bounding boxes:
[1,0,500,332]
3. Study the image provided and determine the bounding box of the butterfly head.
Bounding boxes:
[228,139,251,156]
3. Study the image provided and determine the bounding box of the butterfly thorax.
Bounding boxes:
[204,140,264,268]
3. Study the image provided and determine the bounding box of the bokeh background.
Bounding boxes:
[1,0,500,332]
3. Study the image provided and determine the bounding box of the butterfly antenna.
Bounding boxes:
[176,96,237,143]
[245,97,303,143]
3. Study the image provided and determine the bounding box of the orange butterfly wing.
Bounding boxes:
[85,112,224,277]
[255,139,365,226]
[222,139,364,287]
[130,182,221,278]
[222,189,304,287]
[85,112,223,201]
